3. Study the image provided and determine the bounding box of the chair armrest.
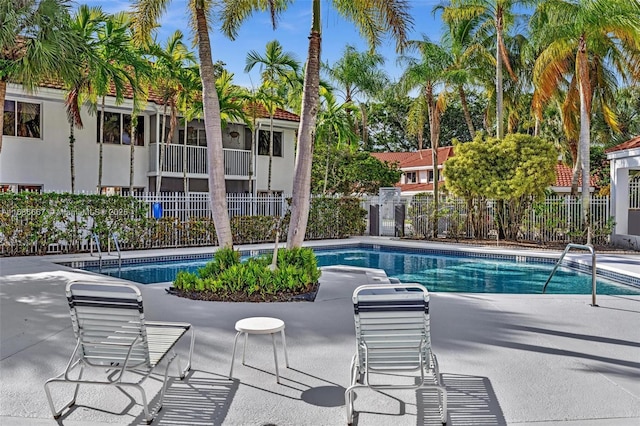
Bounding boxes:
[145,321,191,330]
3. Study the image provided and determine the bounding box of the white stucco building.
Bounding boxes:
[607,137,640,248]
[1,82,299,195]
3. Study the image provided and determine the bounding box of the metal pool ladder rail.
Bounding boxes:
[542,243,597,306]
[90,232,102,271]
[111,232,122,270]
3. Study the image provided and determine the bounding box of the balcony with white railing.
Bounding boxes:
[149,144,252,178]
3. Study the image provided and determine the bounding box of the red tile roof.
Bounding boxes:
[397,183,436,192]
[554,163,596,187]
[29,79,300,122]
[371,147,455,168]
[605,136,640,153]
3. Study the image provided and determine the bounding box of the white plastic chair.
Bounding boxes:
[44,281,195,424]
[345,284,447,425]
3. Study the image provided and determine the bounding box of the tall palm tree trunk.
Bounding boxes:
[0,80,6,154]
[268,111,274,192]
[459,85,475,139]
[69,123,75,194]
[577,35,592,245]
[195,4,233,248]
[427,86,439,239]
[156,104,167,193]
[183,120,188,193]
[287,0,321,248]
[496,15,504,140]
[129,114,136,193]
[98,96,105,192]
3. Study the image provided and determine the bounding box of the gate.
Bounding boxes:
[378,188,401,236]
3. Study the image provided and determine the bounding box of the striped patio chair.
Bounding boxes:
[44,281,195,424]
[345,284,447,425]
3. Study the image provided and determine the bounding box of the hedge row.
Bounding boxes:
[0,193,367,255]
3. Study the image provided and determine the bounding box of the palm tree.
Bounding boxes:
[531,0,640,244]
[93,12,138,192]
[245,40,299,193]
[326,45,388,147]
[399,39,451,238]
[441,0,531,139]
[152,31,196,193]
[64,5,105,194]
[223,0,412,248]
[439,14,491,139]
[315,88,359,194]
[132,1,288,248]
[0,0,84,155]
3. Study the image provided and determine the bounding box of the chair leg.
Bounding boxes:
[44,364,84,419]
[280,328,290,368]
[271,333,281,384]
[229,332,241,379]
[132,383,153,424]
[158,354,177,415]
[344,385,356,425]
[242,332,248,365]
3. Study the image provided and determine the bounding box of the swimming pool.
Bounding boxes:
[80,246,640,295]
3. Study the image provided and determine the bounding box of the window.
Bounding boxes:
[405,171,417,184]
[97,112,144,146]
[178,127,207,146]
[0,184,43,193]
[3,100,41,138]
[258,130,282,157]
[427,171,434,183]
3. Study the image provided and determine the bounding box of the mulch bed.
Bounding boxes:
[165,282,319,302]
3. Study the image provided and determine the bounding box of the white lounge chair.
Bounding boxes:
[44,281,195,424]
[345,284,447,425]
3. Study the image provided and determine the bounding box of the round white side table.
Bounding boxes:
[228,317,290,383]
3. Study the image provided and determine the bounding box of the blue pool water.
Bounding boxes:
[84,248,640,295]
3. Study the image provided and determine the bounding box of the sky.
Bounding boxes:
[82,1,445,91]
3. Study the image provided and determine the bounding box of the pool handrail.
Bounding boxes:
[90,233,102,271]
[542,243,597,306]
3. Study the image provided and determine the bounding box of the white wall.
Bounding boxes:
[254,124,296,194]
[609,148,640,236]
[1,85,155,193]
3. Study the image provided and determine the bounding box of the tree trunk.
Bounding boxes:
[323,143,330,195]
[98,96,105,192]
[495,11,504,139]
[459,85,475,140]
[534,115,540,137]
[287,0,321,248]
[70,123,75,194]
[156,104,167,193]
[195,5,233,248]
[129,113,136,193]
[577,35,592,244]
[427,85,439,239]
[183,119,188,193]
[0,80,6,154]
[268,111,274,192]
[360,103,368,148]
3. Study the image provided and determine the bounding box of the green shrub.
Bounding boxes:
[174,247,321,301]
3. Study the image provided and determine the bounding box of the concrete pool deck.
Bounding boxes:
[1,237,639,425]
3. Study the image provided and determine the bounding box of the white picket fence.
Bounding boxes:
[133,192,289,220]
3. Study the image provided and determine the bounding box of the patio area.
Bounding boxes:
[1,239,639,425]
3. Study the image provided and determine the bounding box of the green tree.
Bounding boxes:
[222,0,412,248]
[93,12,139,192]
[444,133,558,238]
[315,88,359,194]
[311,149,401,195]
[131,0,281,247]
[64,5,105,193]
[399,38,452,237]
[326,45,388,145]
[0,0,85,154]
[152,30,196,193]
[245,40,299,192]
[531,0,640,243]
[441,0,529,139]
